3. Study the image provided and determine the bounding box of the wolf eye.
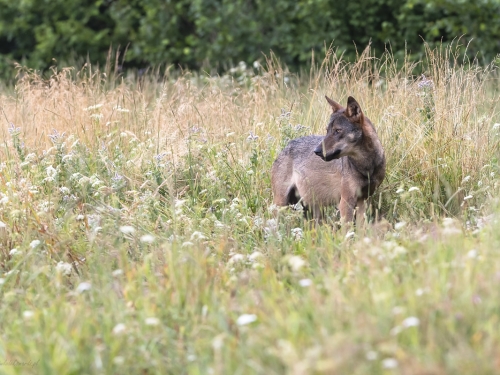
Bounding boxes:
[334,129,342,134]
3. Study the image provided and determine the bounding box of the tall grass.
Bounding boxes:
[0,45,499,374]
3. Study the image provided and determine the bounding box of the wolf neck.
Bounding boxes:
[345,121,385,179]
[345,142,384,179]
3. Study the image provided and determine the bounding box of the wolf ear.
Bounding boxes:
[325,95,343,113]
[346,96,364,123]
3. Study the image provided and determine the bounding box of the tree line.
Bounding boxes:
[0,0,499,79]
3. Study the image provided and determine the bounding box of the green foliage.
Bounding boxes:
[1,0,500,79]
[397,0,500,63]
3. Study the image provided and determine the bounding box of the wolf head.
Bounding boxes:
[314,96,365,161]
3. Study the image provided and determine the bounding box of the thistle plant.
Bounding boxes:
[8,123,25,162]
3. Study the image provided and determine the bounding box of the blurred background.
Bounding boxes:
[0,0,499,79]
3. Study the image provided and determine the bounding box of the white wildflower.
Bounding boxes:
[113,356,125,365]
[402,316,420,328]
[119,225,135,234]
[299,278,312,287]
[78,176,91,185]
[467,249,478,259]
[394,246,407,256]
[461,175,471,184]
[390,325,402,336]
[345,231,355,239]
[392,306,404,315]
[382,358,398,369]
[212,198,227,204]
[252,262,264,270]
[288,256,306,272]
[396,188,404,194]
[56,261,72,275]
[394,221,406,230]
[84,103,103,111]
[365,351,378,361]
[76,214,85,221]
[140,234,155,243]
[112,269,123,277]
[191,231,207,241]
[212,335,224,350]
[113,105,130,113]
[214,221,226,229]
[76,282,92,293]
[174,199,186,209]
[30,240,41,249]
[442,217,455,227]
[23,310,34,319]
[236,314,257,326]
[267,203,278,213]
[89,175,102,187]
[408,186,420,192]
[442,225,462,236]
[265,219,277,230]
[248,251,263,261]
[229,254,245,264]
[9,248,19,256]
[145,317,160,326]
[112,323,126,335]
[25,153,36,162]
[46,165,57,178]
[291,227,303,241]
[0,195,8,205]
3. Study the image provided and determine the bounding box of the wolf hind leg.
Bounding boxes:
[272,183,298,206]
[312,205,324,223]
[302,203,324,224]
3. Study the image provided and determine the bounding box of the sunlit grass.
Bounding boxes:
[0,45,499,374]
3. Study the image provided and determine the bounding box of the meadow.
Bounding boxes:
[0,45,500,374]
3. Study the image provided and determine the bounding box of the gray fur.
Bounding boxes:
[271,96,386,225]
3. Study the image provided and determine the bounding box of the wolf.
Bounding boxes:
[271,96,386,226]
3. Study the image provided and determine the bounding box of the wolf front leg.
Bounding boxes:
[355,198,366,231]
[339,196,356,228]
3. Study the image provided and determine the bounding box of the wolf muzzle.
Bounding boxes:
[314,145,341,161]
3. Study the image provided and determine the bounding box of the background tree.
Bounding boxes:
[0,0,499,79]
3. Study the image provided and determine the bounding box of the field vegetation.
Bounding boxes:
[0,45,500,374]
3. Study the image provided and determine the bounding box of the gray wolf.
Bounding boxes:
[271,96,386,226]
